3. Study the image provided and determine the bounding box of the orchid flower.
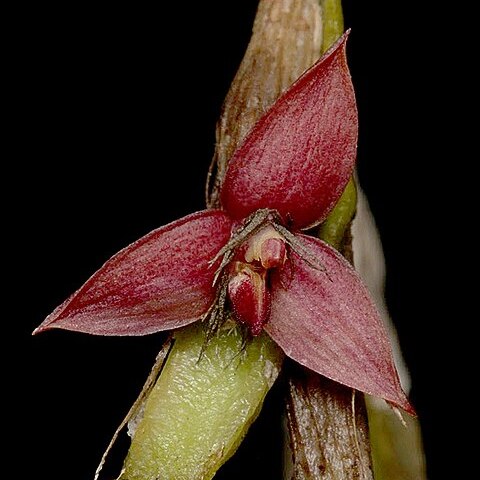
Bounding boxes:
[34,33,414,415]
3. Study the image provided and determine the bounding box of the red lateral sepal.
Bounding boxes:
[265,234,415,414]
[34,210,232,336]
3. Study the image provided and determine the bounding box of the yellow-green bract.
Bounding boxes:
[119,324,283,480]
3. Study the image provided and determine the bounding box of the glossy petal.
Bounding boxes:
[34,210,233,336]
[265,234,414,414]
[220,32,358,230]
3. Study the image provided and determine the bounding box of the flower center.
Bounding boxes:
[227,225,286,335]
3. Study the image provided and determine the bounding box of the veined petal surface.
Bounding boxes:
[220,33,358,230]
[34,210,233,336]
[265,234,414,414]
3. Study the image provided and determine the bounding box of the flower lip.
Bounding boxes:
[223,224,287,335]
[227,264,270,336]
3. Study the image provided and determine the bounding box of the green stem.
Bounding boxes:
[320,0,344,53]
[318,177,357,249]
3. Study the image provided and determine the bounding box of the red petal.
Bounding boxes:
[34,210,233,336]
[265,234,414,414]
[220,32,358,230]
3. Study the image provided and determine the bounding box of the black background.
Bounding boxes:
[11,1,452,478]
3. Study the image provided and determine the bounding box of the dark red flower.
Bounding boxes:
[34,34,414,415]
